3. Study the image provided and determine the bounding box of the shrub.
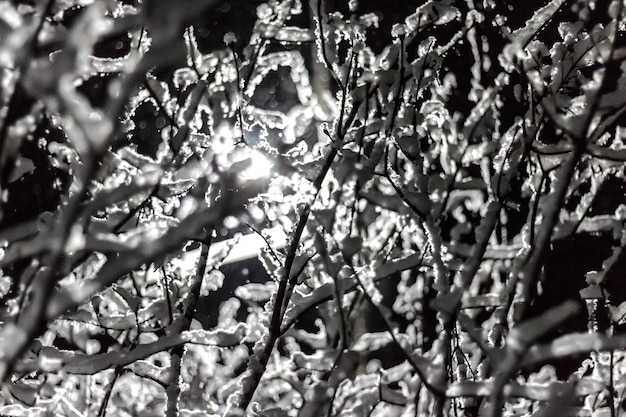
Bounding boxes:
[1,1,626,416]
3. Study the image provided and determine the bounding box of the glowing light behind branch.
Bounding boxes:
[210,225,287,265]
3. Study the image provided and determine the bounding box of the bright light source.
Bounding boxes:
[239,150,273,181]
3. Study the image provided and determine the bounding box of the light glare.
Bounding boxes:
[239,150,273,180]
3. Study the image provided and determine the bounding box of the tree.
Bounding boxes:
[2,0,626,416]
